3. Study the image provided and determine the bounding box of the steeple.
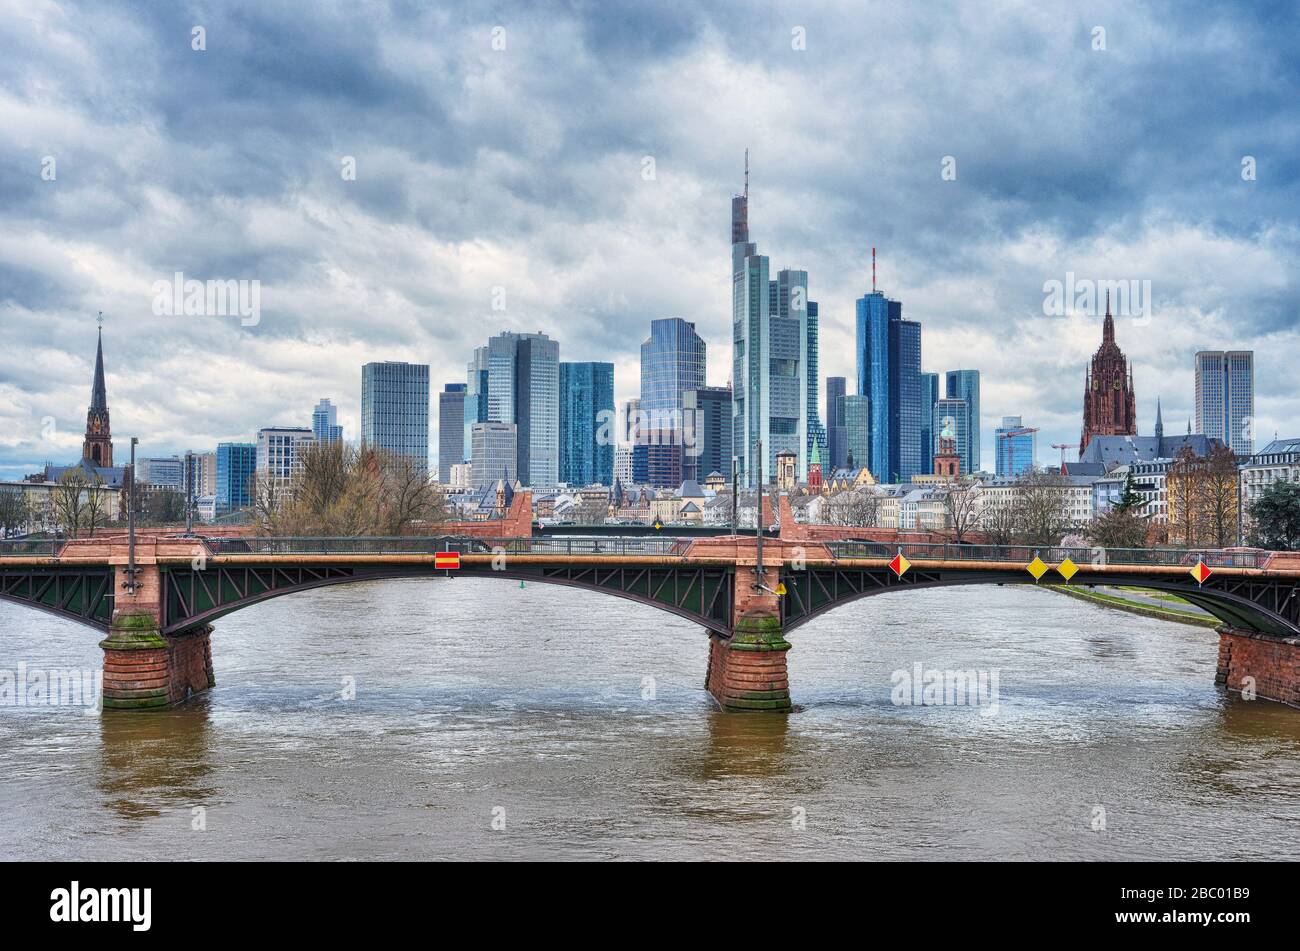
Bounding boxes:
[91,316,107,411]
[1102,290,1115,346]
[82,314,113,468]
[1154,397,1164,441]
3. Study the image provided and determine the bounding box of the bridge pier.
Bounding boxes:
[100,557,214,711]
[706,563,792,712]
[1216,627,1300,709]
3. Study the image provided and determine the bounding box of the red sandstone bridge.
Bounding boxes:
[3,528,1300,713]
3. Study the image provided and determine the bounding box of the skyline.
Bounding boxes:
[2,2,1297,480]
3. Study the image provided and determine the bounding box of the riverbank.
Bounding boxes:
[1045,584,1219,627]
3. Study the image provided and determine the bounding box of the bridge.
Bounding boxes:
[2,529,1299,712]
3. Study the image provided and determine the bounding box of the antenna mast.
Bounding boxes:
[872,247,877,293]
[744,148,749,198]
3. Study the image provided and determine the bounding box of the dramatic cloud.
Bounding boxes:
[1,0,1296,477]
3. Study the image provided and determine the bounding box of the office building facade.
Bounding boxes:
[682,385,733,482]
[215,442,256,515]
[856,285,922,482]
[361,361,429,469]
[945,369,981,474]
[312,399,343,445]
[559,361,615,486]
[995,415,1036,478]
[825,376,847,471]
[471,421,518,486]
[1195,350,1254,456]
[438,383,467,484]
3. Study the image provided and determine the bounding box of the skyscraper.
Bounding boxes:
[995,415,1037,478]
[682,385,733,483]
[933,398,969,476]
[855,253,921,482]
[839,394,871,471]
[1195,350,1254,456]
[437,383,467,483]
[945,369,981,474]
[825,376,847,471]
[560,361,615,485]
[467,332,559,486]
[730,156,815,486]
[640,318,706,423]
[361,361,430,469]
[639,317,706,486]
[471,422,517,486]
[215,442,256,515]
[312,398,343,445]
[919,371,940,475]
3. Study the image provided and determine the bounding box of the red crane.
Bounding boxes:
[1051,442,1080,473]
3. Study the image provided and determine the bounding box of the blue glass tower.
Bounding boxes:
[560,361,615,485]
[856,279,921,483]
[918,372,940,475]
[945,369,981,474]
[215,442,256,515]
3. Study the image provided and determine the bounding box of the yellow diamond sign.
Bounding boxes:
[774,582,787,597]
[1026,556,1049,581]
[1057,558,1079,582]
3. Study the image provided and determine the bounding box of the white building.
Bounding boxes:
[256,427,315,504]
[1240,437,1300,540]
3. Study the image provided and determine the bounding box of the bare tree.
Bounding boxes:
[942,480,982,543]
[981,495,1019,545]
[1013,469,1072,547]
[51,470,87,537]
[1201,444,1239,547]
[83,474,109,536]
[1167,446,1206,547]
[0,488,26,538]
[375,450,447,534]
[825,487,880,527]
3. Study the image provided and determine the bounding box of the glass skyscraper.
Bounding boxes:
[856,287,921,482]
[995,415,1036,477]
[730,159,816,487]
[466,332,560,486]
[640,318,706,422]
[839,394,871,471]
[559,361,614,485]
[825,376,847,471]
[215,442,255,515]
[933,398,969,475]
[918,372,940,475]
[437,383,466,483]
[311,398,343,445]
[682,385,733,482]
[945,369,981,474]
[1195,350,1254,456]
[361,361,430,469]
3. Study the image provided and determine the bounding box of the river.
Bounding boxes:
[2,580,1298,860]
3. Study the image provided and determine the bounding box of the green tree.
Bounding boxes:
[1247,481,1300,551]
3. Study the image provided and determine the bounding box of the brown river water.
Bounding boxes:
[2,579,1298,860]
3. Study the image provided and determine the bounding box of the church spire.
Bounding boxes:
[1102,289,1115,346]
[1154,397,1164,441]
[91,314,107,411]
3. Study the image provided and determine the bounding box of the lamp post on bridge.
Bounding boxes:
[125,436,139,594]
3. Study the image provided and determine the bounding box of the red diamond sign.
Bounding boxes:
[1190,561,1212,585]
[889,553,911,578]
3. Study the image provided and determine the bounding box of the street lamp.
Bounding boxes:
[125,436,139,594]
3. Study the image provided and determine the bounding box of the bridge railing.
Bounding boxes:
[0,537,62,557]
[200,535,697,557]
[822,541,1269,569]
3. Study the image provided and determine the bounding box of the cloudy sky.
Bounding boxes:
[1,0,1296,478]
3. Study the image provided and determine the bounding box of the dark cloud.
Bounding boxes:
[0,0,1296,477]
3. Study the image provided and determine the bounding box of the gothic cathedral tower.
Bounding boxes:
[82,323,113,468]
[1079,293,1137,453]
